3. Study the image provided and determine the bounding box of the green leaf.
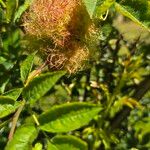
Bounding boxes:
[3,88,22,100]
[0,56,6,64]
[39,102,102,133]
[32,143,43,150]
[0,96,21,118]
[134,117,150,141]
[6,0,17,23]
[47,141,59,150]
[0,78,9,94]
[51,135,88,150]
[20,53,36,83]
[5,125,38,150]
[14,0,33,22]
[23,71,66,104]
[82,0,98,18]
[0,119,10,130]
[115,1,150,32]
[0,0,6,8]
[95,0,115,18]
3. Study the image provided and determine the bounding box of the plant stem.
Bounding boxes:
[8,100,25,141]
[105,69,127,115]
[110,75,150,129]
[0,0,6,8]
[31,112,50,139]
[25,61,47,86]
[32,114,40,126]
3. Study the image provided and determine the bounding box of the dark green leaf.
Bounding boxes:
[0,96,21,118]
[20,52,36,83]
[51,135,88,150]
[5,125,38,150]
[0,119,10,130]
[0,78,9,94]
[23,71,66,104]
[39,102,102,133]
[3,88,22,100]
[115,0,150,31]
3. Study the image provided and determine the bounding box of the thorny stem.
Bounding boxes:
[8,100,25,141]
[25,61,48,86]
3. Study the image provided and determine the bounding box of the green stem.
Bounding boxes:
[0,0,6,8]
[105,69,127,115]
[8,100,25,141]
[31,111,50,139]
[32,114,40,126]
[25,61,47,86]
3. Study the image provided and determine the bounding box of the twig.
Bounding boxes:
[110,75,150,129]
[8,100,25,141]
[0,0,6,8]
[105,69,127,115]
[25,61,48,86]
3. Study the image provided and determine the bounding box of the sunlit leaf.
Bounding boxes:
[20,52,36,83]
[82,0,97,18]
[3,88,22,100]
[6,0,17,23]
[32,143,43,150]
[23,71,66,104]
[0,96,21,118]
[14,0,33,22]
[5,125,38,150]
[95,0,115,18]
[134,117,150,141]
[115,0,150,32]
[39,102,102,133]
[47,141,58,150]
[0,0,6,8]
[51,135,88,150]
